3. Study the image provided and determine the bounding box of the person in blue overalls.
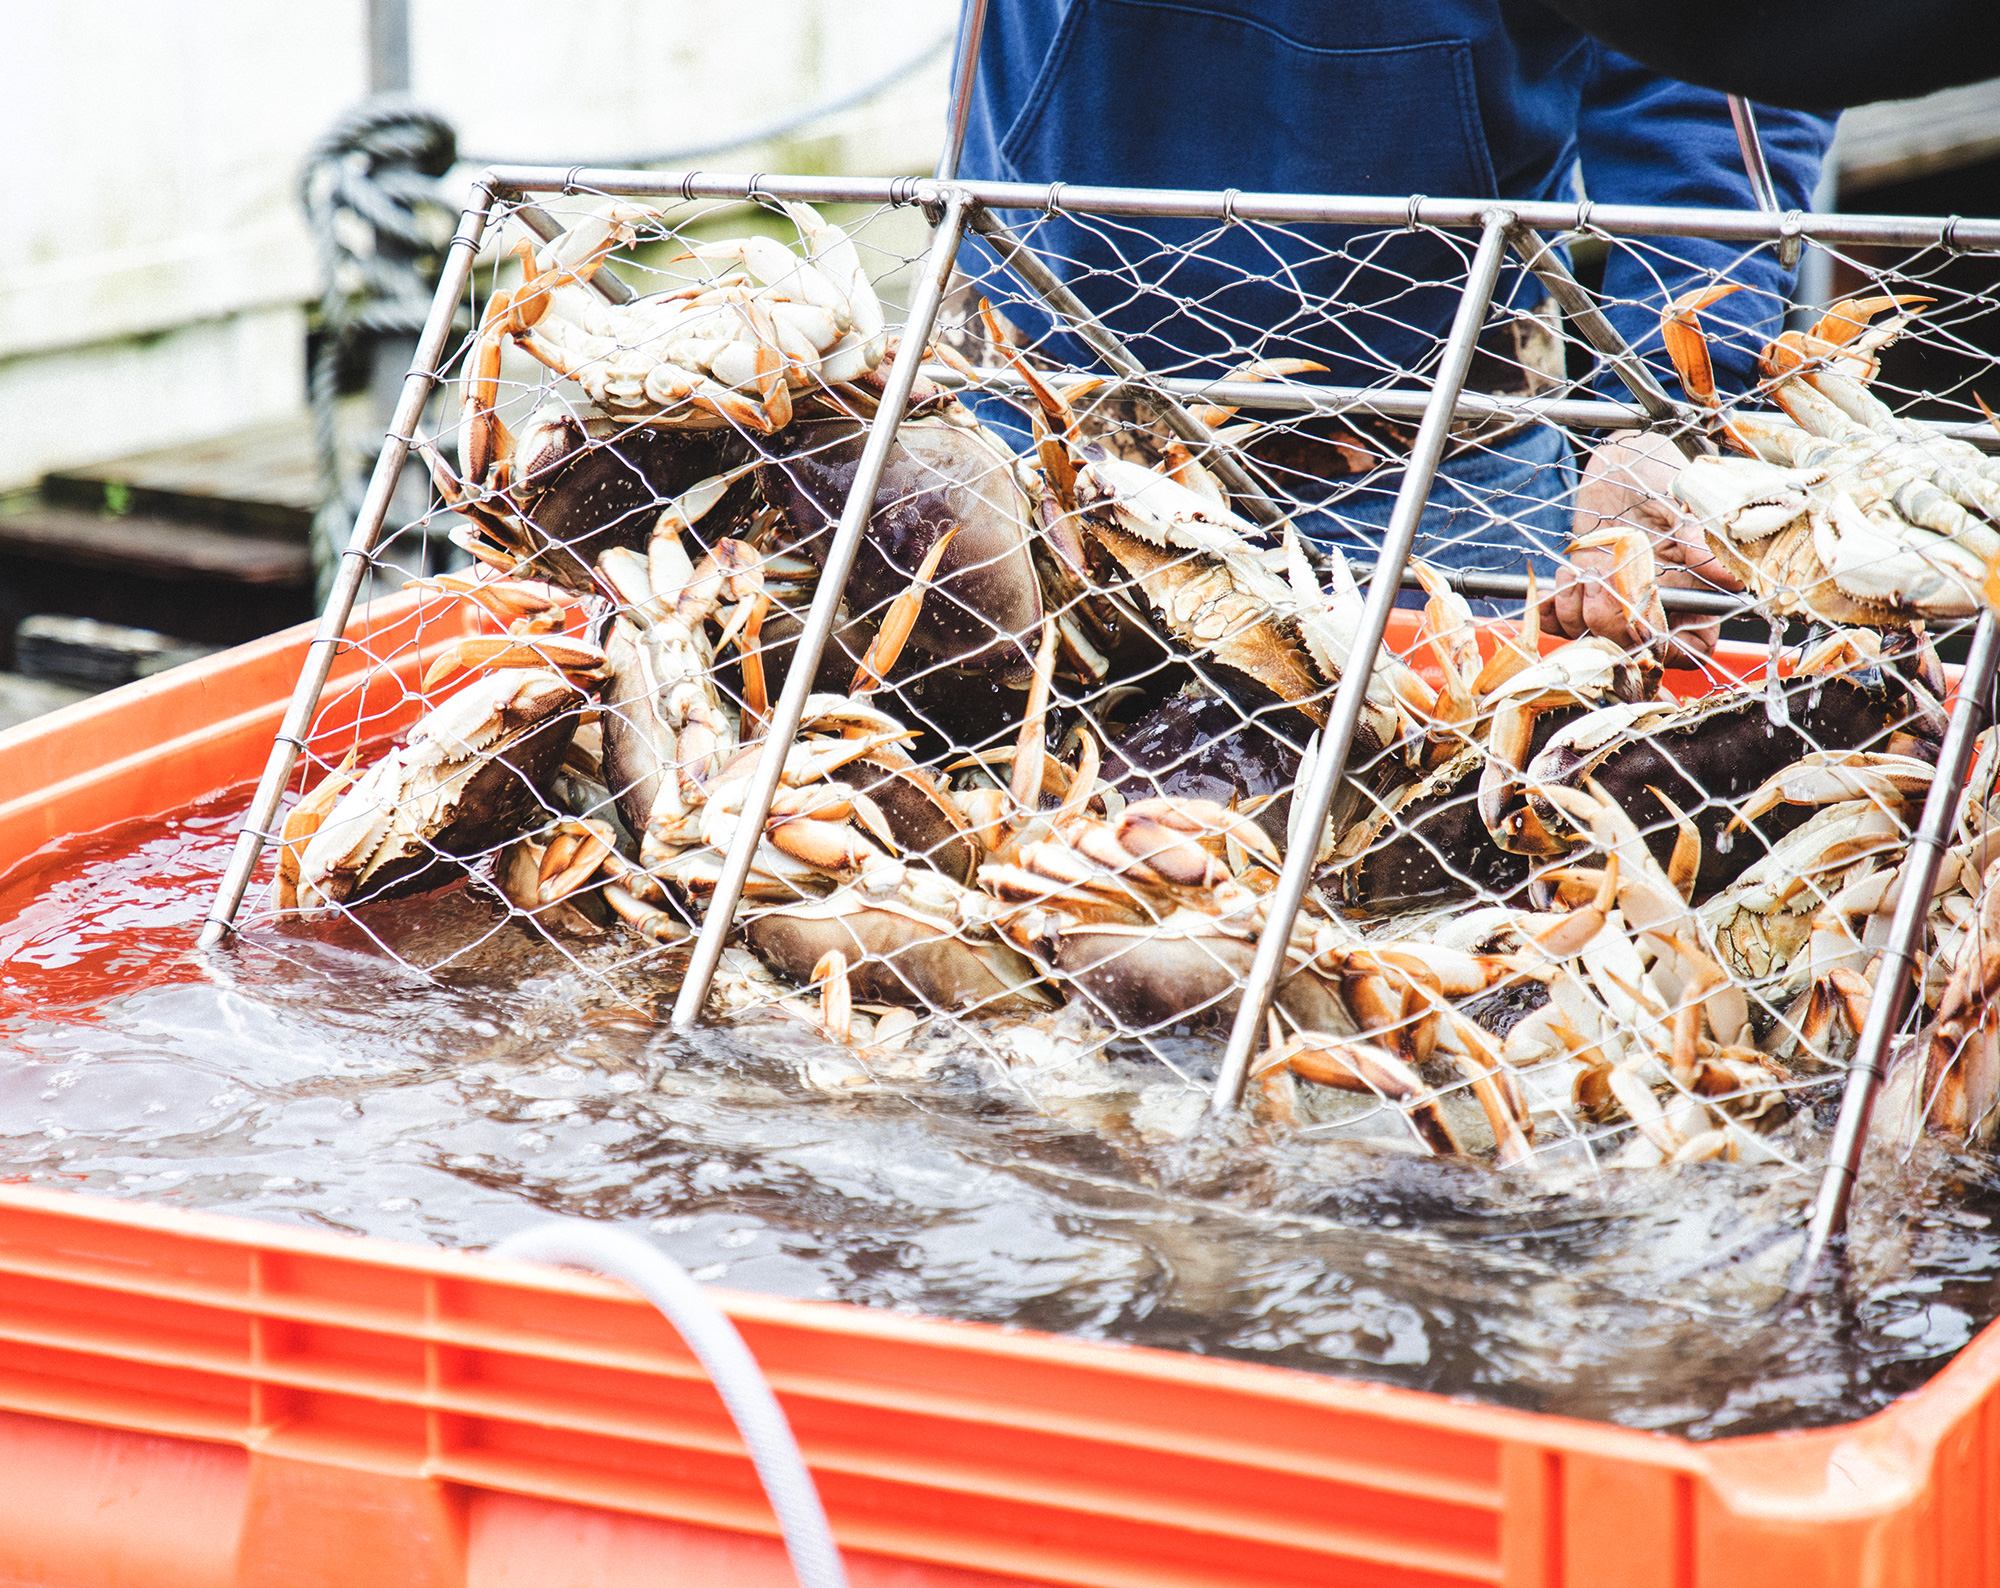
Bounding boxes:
[949,0,1836,659]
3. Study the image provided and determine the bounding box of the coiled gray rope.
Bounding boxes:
[299,97,459,605]
[492,1221,850,1588]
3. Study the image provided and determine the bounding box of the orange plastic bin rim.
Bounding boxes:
[2,598,1997,1588]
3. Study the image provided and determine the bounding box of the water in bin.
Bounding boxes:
[8,181,2000,1442]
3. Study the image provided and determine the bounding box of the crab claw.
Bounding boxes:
[1566,526,1668,659]
[1659,283,1775,458]
[403,574,567,633]
[515,202,658,329]
[1774,293,1937,382]
[422,634,611,692]
[271,749,360,912]
[851,525,960,697]
[1188,357,1330,428]
[1661,283,1746,412]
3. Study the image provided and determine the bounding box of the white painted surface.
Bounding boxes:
[0,0,953,490]
[0,308,308,492]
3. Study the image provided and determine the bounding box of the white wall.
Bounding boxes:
[0,0,954,492]
[1,3,369,489]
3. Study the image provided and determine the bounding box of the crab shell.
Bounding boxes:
[297,669,585,908]
[1325,744,1530,912]
[744,878,1052,1015]
[820,753,981,887]
[1053,913,1352,1033]
[512,416,754,590]
[1105,687,1303,850]
[1673,452,1983,626]
[1513,660,1936,892]
[755,415,1044,674]
[1085,522,1328,729]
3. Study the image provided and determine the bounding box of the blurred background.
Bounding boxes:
[0,0,955,725]
[0,0,1994,727]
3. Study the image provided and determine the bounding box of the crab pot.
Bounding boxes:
[9,172,2000,1584]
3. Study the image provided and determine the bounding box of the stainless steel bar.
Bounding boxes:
[1786,609,2000,1301]
[1500,221,1704,462]
[479,168,2000,250]
[669,188,972,1029]
[197,185,498,949]
[1340,562,1745,617]
[934,0,990,183]
[921,362,2000,453]
[1205,209,1516,1120]
[966,208,1289,527]
[1728,95,1803,268]
[923,362,1650,431]
[514,201,634,304]
[1728,96,1784,216]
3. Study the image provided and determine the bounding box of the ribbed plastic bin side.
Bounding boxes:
[1,604,1995,1588]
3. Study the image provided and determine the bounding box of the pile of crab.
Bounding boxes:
[268,202,2000,1170]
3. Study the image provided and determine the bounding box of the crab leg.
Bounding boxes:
[1010,619,1062,815]
[1660,283,1764,455]
[1280,1033,1462,1156]
[850,525,961,697]
[270,749,360,912]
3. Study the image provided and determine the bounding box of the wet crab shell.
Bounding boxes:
[1105,687,1304,850]
[1085,521,1330,730]
[297,669,585,908]
[1325,746,1531,912]
[819,754,982,887]
[491,418,755,593]
[1054,918,1351,1033]
[597,619,676,843]
[754,416,1044,673]
[744,894,1052,1014]
[1521,664,1936,893]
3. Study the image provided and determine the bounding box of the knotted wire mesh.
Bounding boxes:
[235,175,2000,1183]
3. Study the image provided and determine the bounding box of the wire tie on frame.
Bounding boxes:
[1942,214,1965,253]
[681,171,702,203]
[1405,194,1428,232]
[562,166,586,195]
[1044,182,1068,216]
[1777,208,1804,270]
[1220,188,1241,226]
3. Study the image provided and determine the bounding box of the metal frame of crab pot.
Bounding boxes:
[196,170,2000,1292]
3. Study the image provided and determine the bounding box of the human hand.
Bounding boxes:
[1543,432,1743,664]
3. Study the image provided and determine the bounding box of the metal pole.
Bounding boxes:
[196,186,497,949]
[480,169,2000,252]
[925,361,1652,433]
[966,210,1289,528]
[1729,96,1783,217]
[934,0,991,183]
[1206,209,1514,1120]
[1729,95,1804,269]
[1787,609,2000,1300]
[514,202,634,304]
[1340,563,1743,617]
[669,188,972,1029]
[1500,221,1705,462]
[367,0,410,94]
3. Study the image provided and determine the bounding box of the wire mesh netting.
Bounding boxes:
[240,176,2000,1190]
